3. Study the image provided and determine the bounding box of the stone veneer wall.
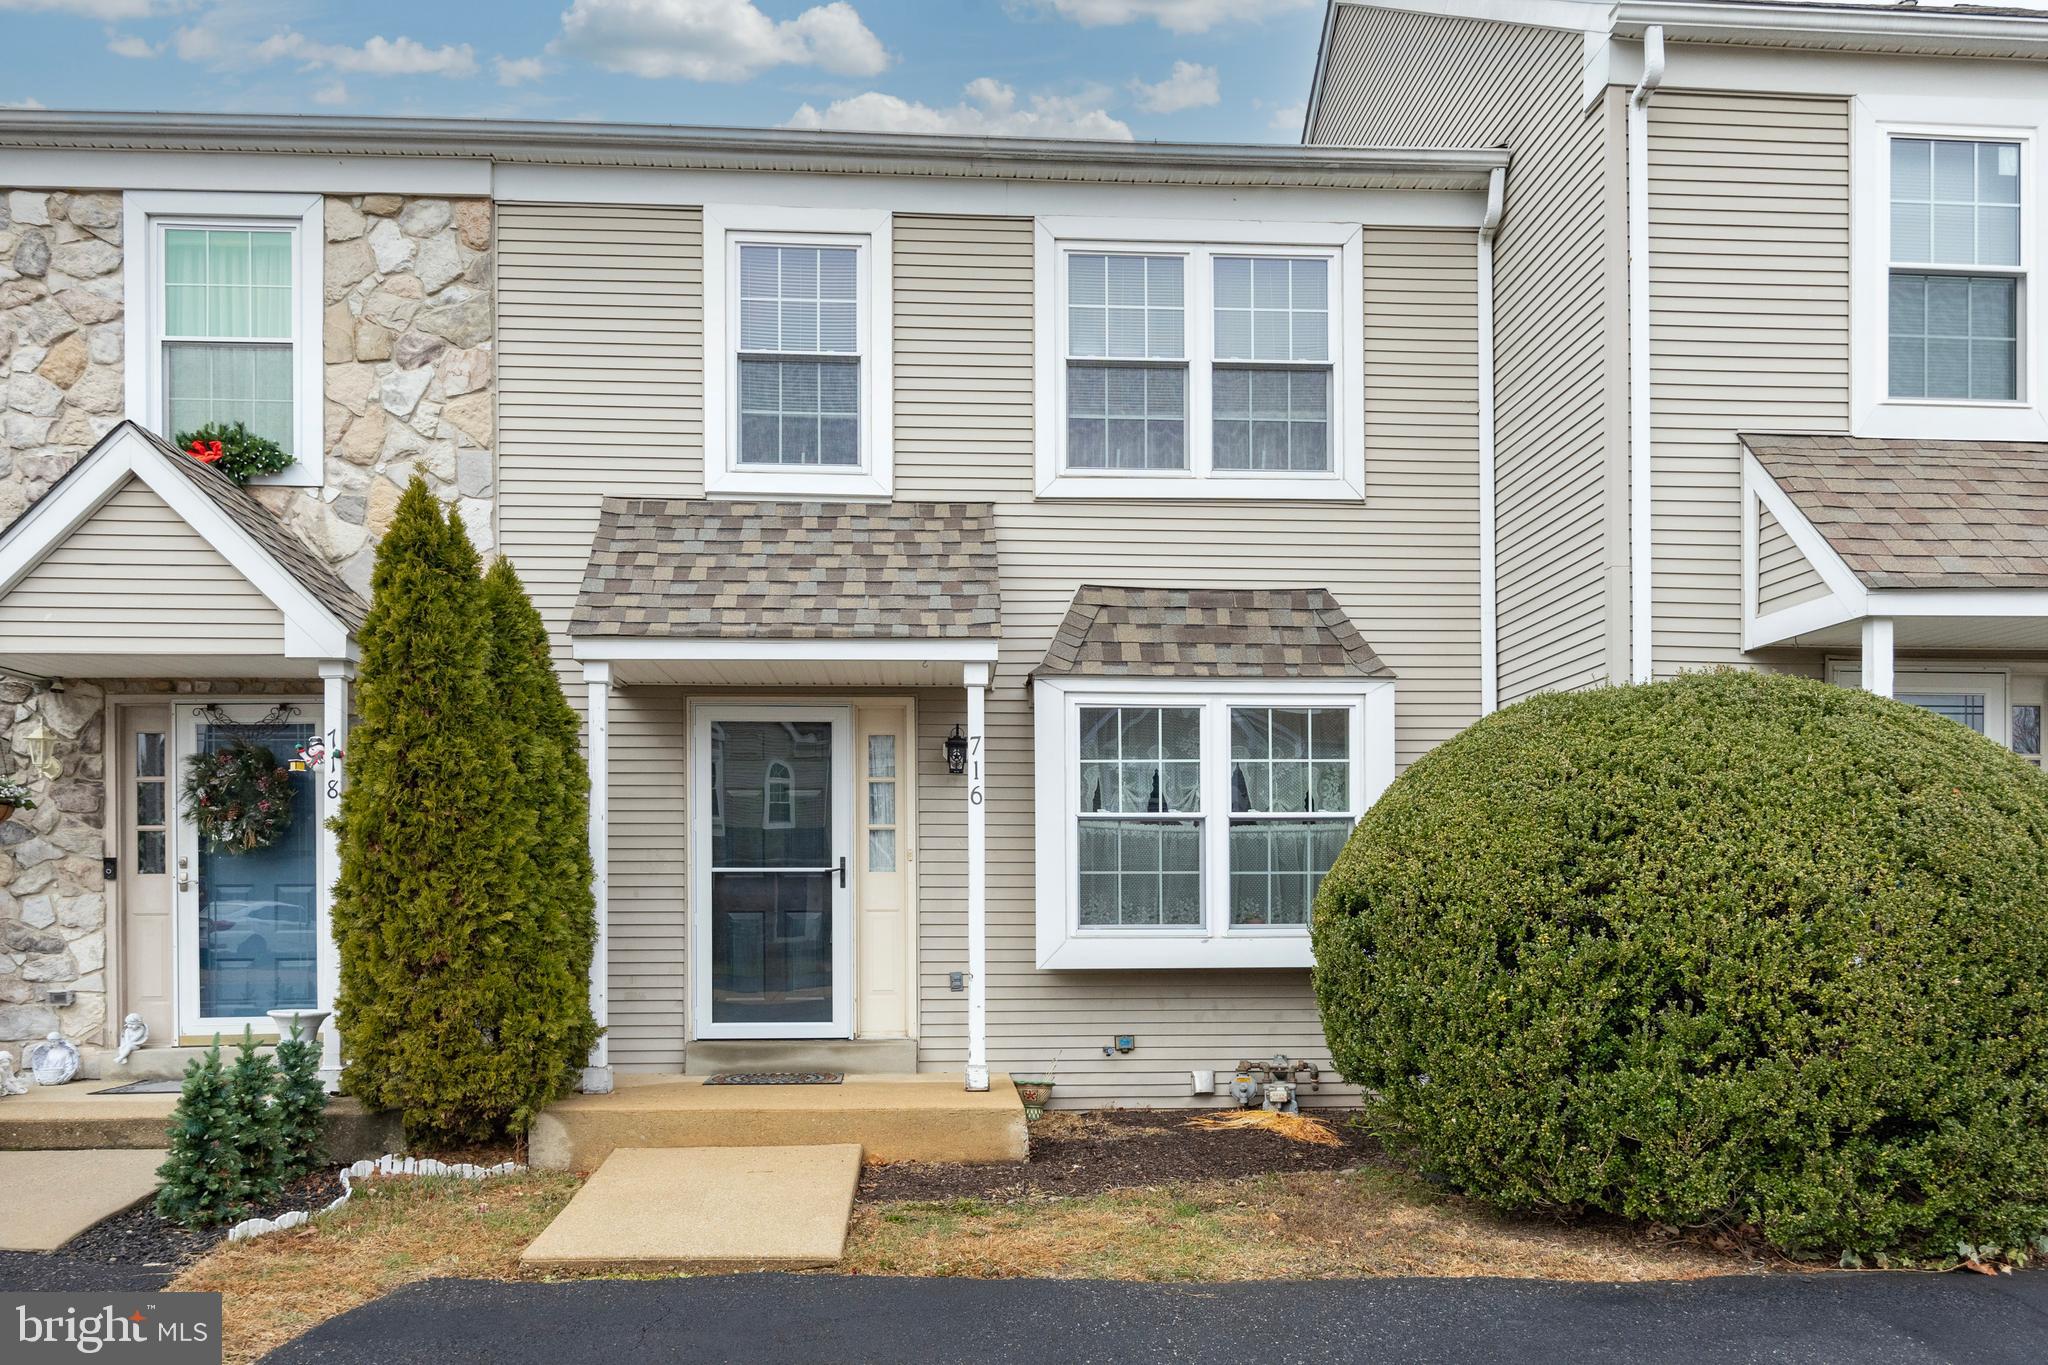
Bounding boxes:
[0,187,497,1057]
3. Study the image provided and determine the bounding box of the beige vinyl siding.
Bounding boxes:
[903,223,1482,1106]
[1649,93,1851,675]
[496,203,702,1068]
[1313,5,1620,701]
[0,477,283,652]
[894,215,1035,500]
[1755,504,1830,617]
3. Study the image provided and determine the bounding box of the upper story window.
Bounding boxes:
[704,207,893,500]
[1035,219,1363,501]
[1888,137,2023,402]
[123,192,323,487]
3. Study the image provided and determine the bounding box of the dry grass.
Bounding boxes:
[169,1172,581,1365]
[842,1168,1776,1283]
[1181,1109,1343,1146]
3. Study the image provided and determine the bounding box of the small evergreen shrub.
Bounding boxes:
[334,482,593,1143]
[155,1041,252,1227]
[1313,670,2048,1261]
[172,421,294,485]
[225,1027,282,1209]
[272,1024,327,1182]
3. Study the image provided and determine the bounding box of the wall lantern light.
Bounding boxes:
[944,725,969,776]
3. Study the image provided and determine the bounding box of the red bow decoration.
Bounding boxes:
[187,439,225,465]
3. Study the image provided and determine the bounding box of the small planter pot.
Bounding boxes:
[0,804,13,823]
[1014,1077,1055,1120]
[266,1008,330,1046]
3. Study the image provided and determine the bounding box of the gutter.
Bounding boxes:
[1476,165,1506,714]
[1627,23,1664,686]
[0,109,1508,190]
[1614,1,2048,58]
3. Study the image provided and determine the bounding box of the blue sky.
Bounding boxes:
[0,0,1330,143]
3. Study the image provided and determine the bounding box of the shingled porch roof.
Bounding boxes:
[1741,433,2048,591]
[1031,586,1393,680]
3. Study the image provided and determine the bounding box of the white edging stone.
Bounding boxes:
[225,1154,525,1243]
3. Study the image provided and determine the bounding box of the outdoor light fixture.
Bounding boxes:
[16,712,59,780]
[944,725,969,775]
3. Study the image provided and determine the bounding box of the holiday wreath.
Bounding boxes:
[181,739,296,852]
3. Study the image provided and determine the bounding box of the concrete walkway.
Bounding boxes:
[263,1270,2048,1364]
[0,1149,165,1250]
[520,1145,863,1273]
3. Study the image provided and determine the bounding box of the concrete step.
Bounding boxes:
[520,1145,862,1274]
[0,1084,399,1157]
[682,1037,918,1077]
[529,1073,1027,1171]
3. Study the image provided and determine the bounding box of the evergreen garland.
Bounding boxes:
[332,480,547,1143]
[174,420,294,485]
[155,1040,252,1227]
[272,1023,327,1181]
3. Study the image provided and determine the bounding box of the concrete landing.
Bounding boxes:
[0,1149,166,1250]
[519,1145,862,1274]
[0,1083,399,1157]
[529,1073,1027,1171]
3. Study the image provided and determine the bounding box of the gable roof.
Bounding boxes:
[1741,432,2048,590]
[571,498,1001,640]
[0,421,364,657]
[1033,586,1394,680]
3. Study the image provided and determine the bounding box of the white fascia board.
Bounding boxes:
[1331,1,1615,34]
[0,425,354,661]
[568,637,1002,663]
[1866,589,2048,618]
[0,149,488,198]
[1614,1,2048,57]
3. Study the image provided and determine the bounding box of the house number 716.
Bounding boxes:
[968,734,983,806]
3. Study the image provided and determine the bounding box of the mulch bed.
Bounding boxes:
[7,1169,346,1289]
[859,1108,1382,1203]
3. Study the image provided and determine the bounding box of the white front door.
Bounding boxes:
[172,700,322,1039]
[690,704,855,1040]
[1828,664,2013,748]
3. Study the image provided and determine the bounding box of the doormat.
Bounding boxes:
[93,1079,185,1095]
[704,1071,844,1086]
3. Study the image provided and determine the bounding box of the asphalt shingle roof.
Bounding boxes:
[570,498,1001,638]
[1032,585,1393,680]
[1741,432,2048,591]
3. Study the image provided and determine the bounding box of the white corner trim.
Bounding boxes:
[1031,217,1367,502]
[1626,26,1665,685]
[0,424,353,660]
[1031,674,1394,972]
[121,190,325,488]
[701,204,893,500]
[1849,103,2047,441]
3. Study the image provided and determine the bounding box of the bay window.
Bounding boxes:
[1035,219,1363,500]
[1035,677,1396,969]
[123,192,323,487]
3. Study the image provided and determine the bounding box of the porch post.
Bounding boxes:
[582,661,613,1094]
[316,659,353,1083]
[964,662,990,1093]
[1861,617,1895,699]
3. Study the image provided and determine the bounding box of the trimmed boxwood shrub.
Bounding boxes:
[1313,670,2048,1260]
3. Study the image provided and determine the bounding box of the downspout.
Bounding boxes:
[1627,24,1665,685]
[1476,165,1505,714]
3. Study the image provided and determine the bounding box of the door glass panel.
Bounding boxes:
[193,715,318,1020]
[710,720,835,1026]
[1897,691,1987,734]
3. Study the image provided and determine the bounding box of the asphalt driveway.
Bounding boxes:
[265,1270,2048,1364]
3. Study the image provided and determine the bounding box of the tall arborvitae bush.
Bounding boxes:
[333,481,594,1143]
[482,556,600,1119]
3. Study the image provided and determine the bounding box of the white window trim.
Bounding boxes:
[1825,660,2013,748]
[1033,674,1395,970]
[702,205,893,500]
[122,191,324,488]
[1852,104,2045,440]
[1033,216,1365,501]
[762,759,796,830]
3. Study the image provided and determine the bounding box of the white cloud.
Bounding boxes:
[248,33,479,77]
[1130,59,1216,114]
[496,54,547,86]
[0,0,159,19]
[555,0,889,82]
[2,95,48,109]
[312,79,348,105]
[1268,101,1305,134]
[786,77,1132,141]
[1038,0,1315,33]
[106,31,160,57]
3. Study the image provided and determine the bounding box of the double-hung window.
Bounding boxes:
[123,192,323,486]
[1037,679,1395,969]
[705,208,893,499]
[1888,136,2024,402]
[1037,221,1362,499]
